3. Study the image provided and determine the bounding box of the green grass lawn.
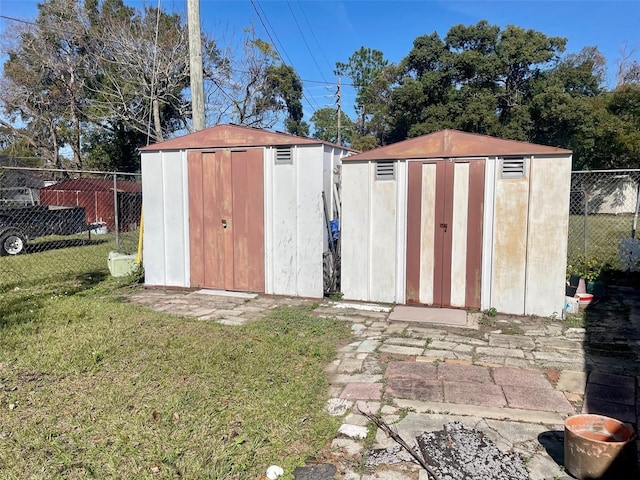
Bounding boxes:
[0,250,350,479]
[568,213,636,268]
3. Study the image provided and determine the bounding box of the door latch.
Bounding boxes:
[440,223,448,232]
[222,219,228,229]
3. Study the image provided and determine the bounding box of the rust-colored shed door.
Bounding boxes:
[406,160,484,308]
[188,149,265,292]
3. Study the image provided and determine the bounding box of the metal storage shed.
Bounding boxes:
[139,124,354,297]
[341,129,572,317]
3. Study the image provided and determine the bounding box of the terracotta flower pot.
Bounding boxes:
[564,414,637,479]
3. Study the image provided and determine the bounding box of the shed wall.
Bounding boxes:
[525,156,571,316]
[491,159,530,314]
[341,161,398,303]
[341,162,370,301]
[264,145,325,297]
[141,151,190,287]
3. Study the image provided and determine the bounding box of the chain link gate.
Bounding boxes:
[0,165,142,289]
[569,170,640,272]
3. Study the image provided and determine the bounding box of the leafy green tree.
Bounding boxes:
[310,107,354,145]
[385,22,567,143]
[1,0,90,168]
[335,47,391,145]
[264,64,308,136]
[83,123,146,172]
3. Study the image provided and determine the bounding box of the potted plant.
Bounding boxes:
[568,255,607,296]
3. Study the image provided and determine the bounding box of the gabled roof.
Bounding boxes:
[343,129,571,161]
[139,124,357,152]
[40,178,142,193]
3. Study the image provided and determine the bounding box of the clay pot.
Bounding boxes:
[564,414,637,479]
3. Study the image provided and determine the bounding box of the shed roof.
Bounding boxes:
[139,124,357,152]
[40,178,142,193]
[343,129,571,161]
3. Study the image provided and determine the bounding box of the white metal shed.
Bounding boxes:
[139,124,354,297]
[341,129,572,316]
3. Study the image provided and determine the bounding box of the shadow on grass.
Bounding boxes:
[0,270,109,329]
[0,290,49,329]
[26,238,108,254]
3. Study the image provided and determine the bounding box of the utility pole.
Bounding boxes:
[187,0,205,131]
[336,76,342,146]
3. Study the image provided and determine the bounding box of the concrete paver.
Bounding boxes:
[386,380,444,402]
[340,382,383,400]
[589,371,637,389]
[556,370,588,393]
[492,367,552,389]
[437,362,492,383]
[502,385,574,413]
[126,286,640,480]
[443,381,507,407]
[584,382,636,405]
[378,344,424,356]
[385,361,437,380]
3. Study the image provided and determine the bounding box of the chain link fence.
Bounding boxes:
[0,165,142,289]
[569,170,640,271]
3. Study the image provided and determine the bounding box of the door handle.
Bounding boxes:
[440,223,448,232]
[222,219,228,229]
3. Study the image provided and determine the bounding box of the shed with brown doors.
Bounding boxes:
[139,124,354,296]
[39,178,142,232]
[341,129,572,317]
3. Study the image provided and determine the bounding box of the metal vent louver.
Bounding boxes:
[376,161,395,180]
[275,147,293,164]
[501,157,526,179]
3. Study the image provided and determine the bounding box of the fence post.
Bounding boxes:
[113,173,120,251]
[633,183,640,239]
[583,187,588,255]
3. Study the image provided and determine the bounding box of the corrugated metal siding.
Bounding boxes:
[341,162,371,301]
[142,151,189,288]
[524,156,572,316]
[265,144,325,297]
[491,158,530,314]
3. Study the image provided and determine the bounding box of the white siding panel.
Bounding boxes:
[492,160,530,314]
[266,145,326,298]
[525,156,572,316]
[162,153,188,286]
[141,152,166,286]
[369,163,397,303]
[269,149,297,295]
[341,162,371,301]
[481,160,496,310]
[450,163,469,307]
[395,161,408,303]
[419,164,436,304]
[296,146,324,297]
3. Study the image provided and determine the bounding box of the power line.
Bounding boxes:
[0,13,366,89]
[248,0,321,113]
[249,0,293,66]
[296,1,333,73]
[286,1,326,83]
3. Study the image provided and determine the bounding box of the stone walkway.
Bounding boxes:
[128,286,640,480]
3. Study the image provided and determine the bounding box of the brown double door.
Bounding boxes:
[188,149,265,292]
[406,160,484,308]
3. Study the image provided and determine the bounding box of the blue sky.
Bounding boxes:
[1,0,639,122]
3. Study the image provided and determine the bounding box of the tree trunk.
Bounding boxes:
[71,109,82,170]
[153,98,164,142]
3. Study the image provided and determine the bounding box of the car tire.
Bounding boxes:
[0,230,26,256]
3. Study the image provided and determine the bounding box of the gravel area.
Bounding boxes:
[366,422,530,480]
